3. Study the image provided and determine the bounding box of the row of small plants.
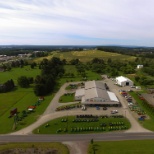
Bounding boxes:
[35,115,130,134]
[56,103,81,111]
[56,125,128,133]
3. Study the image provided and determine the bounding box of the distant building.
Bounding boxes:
[116,76,133,86]
[75,81,119,106]
[137,65,143,69]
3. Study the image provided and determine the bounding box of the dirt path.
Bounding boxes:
[63,141,89,154]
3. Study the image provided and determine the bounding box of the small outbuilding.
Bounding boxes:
[137,65,143,69]
[116,76,133,86]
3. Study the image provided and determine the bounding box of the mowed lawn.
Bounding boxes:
[88,140,154,154]
[0,66,54,133]
[0,66,40,84]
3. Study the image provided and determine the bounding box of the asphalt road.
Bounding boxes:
[1,132,154,143]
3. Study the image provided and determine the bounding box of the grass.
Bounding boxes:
[34,50,136,63]
[129,91,154,131]
[0,65,55,134]
[0,90,54,133]
[33,116,130,134]
[57,65,101,86]
[88,140,154,154]
[59,93,74,103]
[0,66,41,84]
[0,142,69,154]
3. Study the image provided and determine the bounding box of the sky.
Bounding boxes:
[0,0,154,46]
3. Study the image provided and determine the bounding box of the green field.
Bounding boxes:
[33,116,130,134]
[34,50,136,63]
[0,142,69,154]
[0,65,55,134]
[0,66,41,84]
[88,140,154,154]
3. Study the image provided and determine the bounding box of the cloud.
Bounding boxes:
[0,0,154,46]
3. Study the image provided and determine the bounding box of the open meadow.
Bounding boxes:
[33,50,136,63]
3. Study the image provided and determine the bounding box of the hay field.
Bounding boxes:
[34,50,136,63]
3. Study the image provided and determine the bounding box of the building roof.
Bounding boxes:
[107,91,119,102]
[75,88,85,97]
[85,81,106,90]
[85,88,110,100]
[116,76,132,82]
[75,80,119,104]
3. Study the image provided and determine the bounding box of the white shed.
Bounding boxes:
[137,65,143,69]
[116,76,133,86]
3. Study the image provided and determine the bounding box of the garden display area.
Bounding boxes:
[33,115,130,134]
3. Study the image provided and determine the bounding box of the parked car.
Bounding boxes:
[103,107,107,110]
[111,110,118,114]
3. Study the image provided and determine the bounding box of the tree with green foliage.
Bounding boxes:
[17,76,30,88]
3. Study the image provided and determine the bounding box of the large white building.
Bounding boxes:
[75,81,119,106]
[116,76,133,86]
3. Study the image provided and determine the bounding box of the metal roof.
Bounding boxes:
[85,81,106,90]
[85,88,110,100]
[107,91,119,102]
[75,88,85,97]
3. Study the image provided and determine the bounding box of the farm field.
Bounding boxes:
[34,50,136,63]
[0,142,69,154]
[33,115,130,134]
[88,140,154,154]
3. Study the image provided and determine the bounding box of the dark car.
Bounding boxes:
[103,107,107,110]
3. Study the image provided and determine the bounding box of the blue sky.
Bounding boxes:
[0,0,154,46]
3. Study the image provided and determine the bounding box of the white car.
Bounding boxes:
[111,110,118,114]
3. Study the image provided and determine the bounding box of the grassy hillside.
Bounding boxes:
[33,50,136,63]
